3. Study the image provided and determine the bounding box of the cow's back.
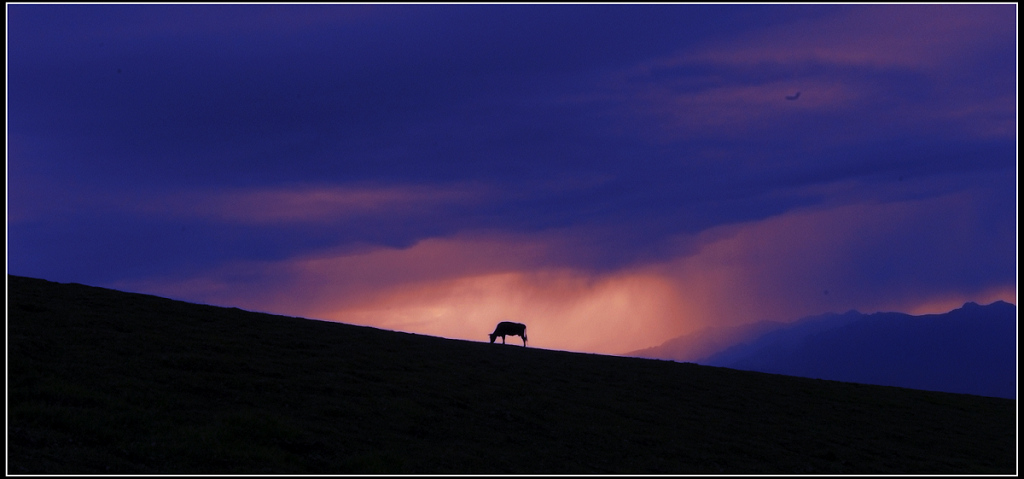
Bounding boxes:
[496,321,525,335]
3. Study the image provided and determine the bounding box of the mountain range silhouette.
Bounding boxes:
[628,301,1016,399]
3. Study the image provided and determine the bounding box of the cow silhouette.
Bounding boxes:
[489,321,527,346]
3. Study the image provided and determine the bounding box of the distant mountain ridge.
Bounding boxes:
[628,301,1017,399]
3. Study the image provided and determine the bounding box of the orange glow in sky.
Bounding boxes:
[123,190,1015,357]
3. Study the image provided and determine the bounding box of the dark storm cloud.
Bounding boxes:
[8,4,837,186]
[7,4,1016,353]
[10,4,827,272]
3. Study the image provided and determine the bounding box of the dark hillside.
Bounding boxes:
[7,275,1017,474]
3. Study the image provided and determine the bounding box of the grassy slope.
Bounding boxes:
[7,275,1017,474]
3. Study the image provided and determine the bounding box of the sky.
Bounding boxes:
[7,4,1018,355]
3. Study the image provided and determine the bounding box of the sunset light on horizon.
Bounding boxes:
[7,4,1017,357]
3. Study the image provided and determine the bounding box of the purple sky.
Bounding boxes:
[7,4,1017,354]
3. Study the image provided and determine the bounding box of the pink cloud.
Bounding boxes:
[10,183,487,225]
[118,185,1015,358]
[649,188,1016,328]
[590,4,1015,143]
[327,270,689,355]
[118,233,699,355]
[118,233,559,316]
[153,184,486,224]
[680,5,1013,70]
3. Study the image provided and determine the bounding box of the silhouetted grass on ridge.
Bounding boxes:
[7,275,1017,474]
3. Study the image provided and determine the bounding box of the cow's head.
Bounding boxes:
[488,333,497,343]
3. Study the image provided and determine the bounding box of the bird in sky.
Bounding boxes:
[786,91,801,100]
